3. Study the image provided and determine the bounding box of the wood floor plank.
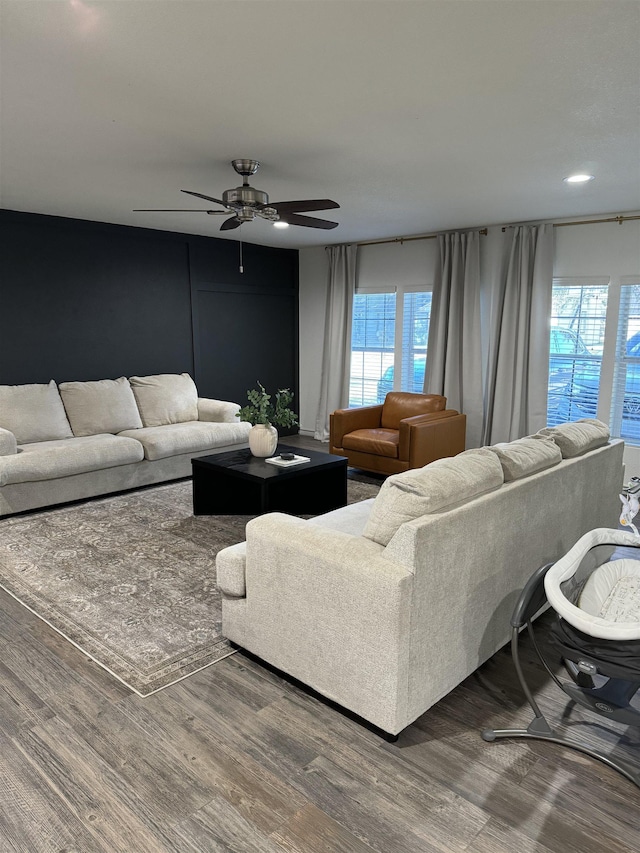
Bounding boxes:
[519,751,640,849]
[0,660,55,738]
[174,675,321,779]
[258,692,490,852]
[12,715,187,853]
[396,725,636,853]
[115,687,308,834]
[291,753,443,853]
[271,802,378,853]
[0,731,112,853]
[466,816,558,853]
[164,793,290,853]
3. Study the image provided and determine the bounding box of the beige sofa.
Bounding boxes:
[0,373,251,516]
[217,419,624,736]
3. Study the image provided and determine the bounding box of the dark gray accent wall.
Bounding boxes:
[0,210,299,407]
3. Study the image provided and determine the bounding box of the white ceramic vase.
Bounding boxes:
[248,423,278,457]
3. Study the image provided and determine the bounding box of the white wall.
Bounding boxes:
[299,217,640,473]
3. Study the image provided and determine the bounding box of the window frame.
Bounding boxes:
[349,282,433,407]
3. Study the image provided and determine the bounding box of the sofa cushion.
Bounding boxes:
[59,377,143,437]
[0,435,144,486]
[129,373,198,427]
[118,420,251,461]
[536,419,610,458]
[488,436,562,481]
[0,380,73,444]
[363,447,504,547]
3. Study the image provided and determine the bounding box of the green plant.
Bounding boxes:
[237,381,298,428]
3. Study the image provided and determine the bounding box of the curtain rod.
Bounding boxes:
[502,213,640,231]
[357,228,487,248]
[353,213,639,248]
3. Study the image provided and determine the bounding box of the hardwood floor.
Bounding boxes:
[1,435,639,852]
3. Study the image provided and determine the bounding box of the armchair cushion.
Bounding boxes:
[380,392,446,430]
[342,428,399,458]
[363,447,504,546]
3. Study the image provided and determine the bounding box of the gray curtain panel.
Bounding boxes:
[423,231,483,447]
[482,223,554,445]
[314,244,357,441]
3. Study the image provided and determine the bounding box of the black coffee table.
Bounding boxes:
[191,444,348,515]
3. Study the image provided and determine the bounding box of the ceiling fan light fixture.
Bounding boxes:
[563,174,595,183]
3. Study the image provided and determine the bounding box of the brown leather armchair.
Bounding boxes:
[329,391,466,475]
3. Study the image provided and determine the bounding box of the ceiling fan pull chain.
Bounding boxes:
[239,227,244,274]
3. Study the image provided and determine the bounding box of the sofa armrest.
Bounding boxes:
[0,427,18,457]
[197,397,241,423]
[330,404,384,449]
[398,410,466,467]
[217,541,247,597]
[236,512,414,732]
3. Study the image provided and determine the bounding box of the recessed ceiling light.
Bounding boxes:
[563,174,595,183]
[273,220,290,229]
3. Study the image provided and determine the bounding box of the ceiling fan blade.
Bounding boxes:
[265,199,339,213]
[280,213,339,229]
[220,217,242,231]
[133,208,226,213]
[181,190,228,206]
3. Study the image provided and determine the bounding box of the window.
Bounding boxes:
[611,283,640,442]
[349,288,432,407]
[547,282,608,427]
[349,292,395,407]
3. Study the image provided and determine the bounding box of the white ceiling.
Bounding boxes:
[1,0,639,249]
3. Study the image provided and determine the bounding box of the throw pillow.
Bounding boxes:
[0,380,73,444]
[59,377,143,437]
[362,448,504,547]
[128,373,199,427]
[488,436,562,481]
[535,418,610,458]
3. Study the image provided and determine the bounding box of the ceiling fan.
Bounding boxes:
[134,159,340,231]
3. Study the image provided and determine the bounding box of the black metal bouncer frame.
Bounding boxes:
[481,559,640,788]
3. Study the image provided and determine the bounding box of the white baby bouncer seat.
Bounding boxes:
[482,522,640,788]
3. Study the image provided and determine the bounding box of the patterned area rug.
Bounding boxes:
[0,475,380,696]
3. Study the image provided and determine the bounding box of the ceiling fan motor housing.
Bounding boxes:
[223,185,269,208]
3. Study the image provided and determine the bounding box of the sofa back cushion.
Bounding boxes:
[362,447,504,546]
[0,380,73,444]
[535,418,610,458]
[59,377,143,437]
[488,436,562,481]
[381,392,446,430]
[129,373,198,427]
